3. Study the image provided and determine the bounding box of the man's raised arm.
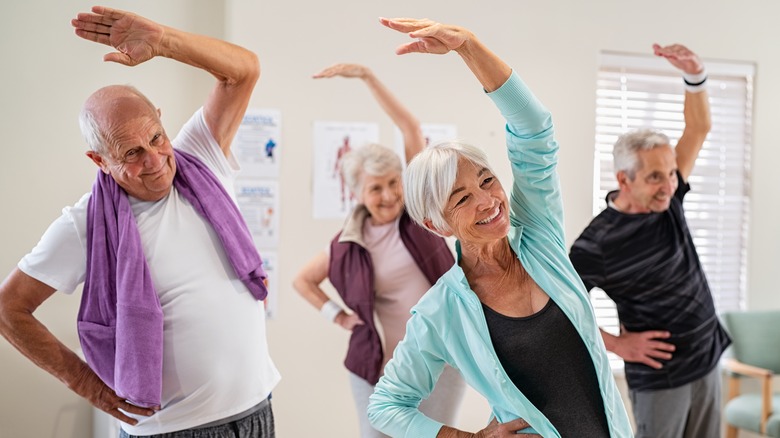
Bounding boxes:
[72,5,260,156]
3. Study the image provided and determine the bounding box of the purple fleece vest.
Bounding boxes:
[78,149,267,408]
[328,211,454,384]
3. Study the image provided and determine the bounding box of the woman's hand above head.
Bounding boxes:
[379,17,510,92]
[312,60,424,160]
[379,17,474,56]
[313,63,371,80]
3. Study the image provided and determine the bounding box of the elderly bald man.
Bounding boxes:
[0,6,279,437]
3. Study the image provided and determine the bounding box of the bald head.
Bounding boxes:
[79,85,159,155]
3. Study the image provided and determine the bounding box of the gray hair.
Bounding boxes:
[403,141,494,236]
[340,143,403,197]
[613,129,672,179]
[78,85,157,154]
[78,109,108,154]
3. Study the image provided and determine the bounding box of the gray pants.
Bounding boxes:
[349,366,467,438]
[119,399,275,438]
[629,366,721,438]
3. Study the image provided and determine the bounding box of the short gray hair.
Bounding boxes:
[403,141,494,236]
[340,143,403,196]
[78,109,107,154]
[78,85,157,154]
[613,129,671,179]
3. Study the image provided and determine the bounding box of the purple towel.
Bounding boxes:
[78,149,267,408]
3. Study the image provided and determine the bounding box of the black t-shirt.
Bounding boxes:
[569,172,731,390]
[483,299,610,438]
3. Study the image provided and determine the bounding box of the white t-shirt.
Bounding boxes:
[19,109,280,435]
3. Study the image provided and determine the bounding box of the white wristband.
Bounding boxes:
[320,300,343,323]
[683,68,708,93]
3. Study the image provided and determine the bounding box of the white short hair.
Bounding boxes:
[78,110,108,154]
[613,129,671,179]
[403,141,494,236]
[339,143,403,197]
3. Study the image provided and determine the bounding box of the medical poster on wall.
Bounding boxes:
[259,251,278,319]
[234,179,280,248]
[312,121,383,219]
[231,108,282,178]
[394,123,459,158]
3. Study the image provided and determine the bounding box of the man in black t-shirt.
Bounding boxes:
[570,44,731,438]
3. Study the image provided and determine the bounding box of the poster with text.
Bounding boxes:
[232,108,282,178]
[312,121,382,219]
[259,251,278,319]
[234,179,279,248]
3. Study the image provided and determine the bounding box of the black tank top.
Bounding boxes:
[482,298,609,437]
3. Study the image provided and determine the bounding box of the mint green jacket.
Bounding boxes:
[367,72,633,438]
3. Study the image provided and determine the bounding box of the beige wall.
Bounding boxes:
[1,0,778,437]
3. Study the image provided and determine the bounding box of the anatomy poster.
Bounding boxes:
[312,121,381,219]
[259,251,278,319]
[234,179,279,248]
[395,123,459,157]
[232,108,282,178]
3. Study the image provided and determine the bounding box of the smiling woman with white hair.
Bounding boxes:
[366,18,633,438]
[293,63,465,438]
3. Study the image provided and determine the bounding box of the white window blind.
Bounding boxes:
[592,52,754,369]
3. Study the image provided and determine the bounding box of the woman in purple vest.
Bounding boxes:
[293,63,467,437]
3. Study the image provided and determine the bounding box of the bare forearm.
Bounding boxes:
[600,328,618,352]
[293,252,332,311]
[292,277,330,310]
[454,37,512,93]
[158,26,259,87]
[0,305,92,392]
[362,70,418,130]
[683,90,712,139]
[362,71,425,161]
[156,24,260,154]
[1,269,160,421]
[74,6,259,153]
[0,270,95,396]
[676,90,712,178]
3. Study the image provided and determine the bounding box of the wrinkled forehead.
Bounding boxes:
[455,156,488,178]
[361,169,402,186]
[86,85,157,121]
[105,95,157,123]
[100,102,162,157]
[635,144,676,171]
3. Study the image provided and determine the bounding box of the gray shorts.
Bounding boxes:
[119,398,274,438]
